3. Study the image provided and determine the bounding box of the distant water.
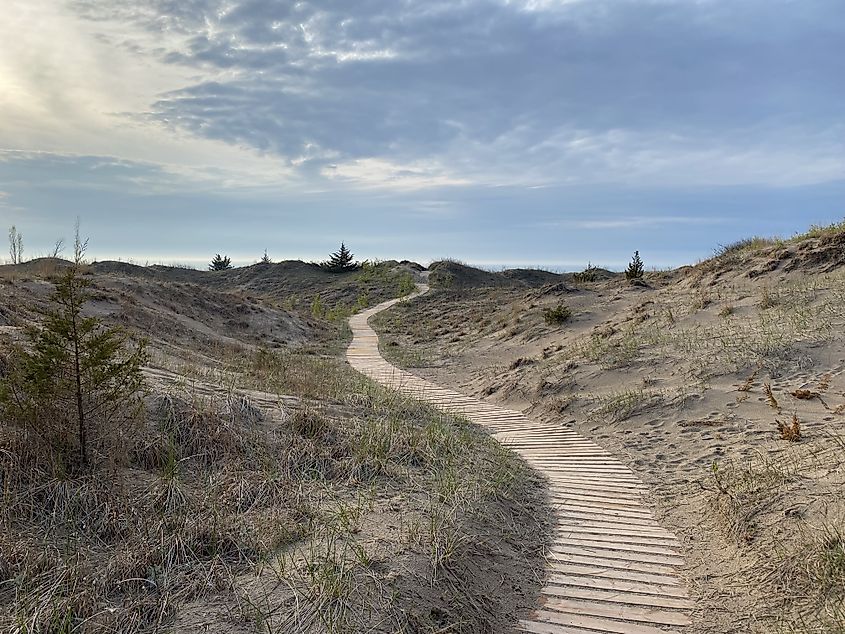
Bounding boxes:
[467,263,573,274]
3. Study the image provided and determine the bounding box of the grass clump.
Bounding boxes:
[707,433,845,631]
[709,456,794,544]
[792,219,845,241]
[0,389,296,633]
[542,303,572,325]
[776,414,801,442]
[576,328,642,369]
[593,388,663,422]
[714,237,779,262]
[708,220,845,269]
[356,261,420,299]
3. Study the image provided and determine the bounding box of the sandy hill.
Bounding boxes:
[374,221,845,634]
[0,257,427,353]
[0,255,548,633]
[428,259,570,289]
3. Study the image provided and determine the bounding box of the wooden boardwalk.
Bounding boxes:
[347,288,693,634]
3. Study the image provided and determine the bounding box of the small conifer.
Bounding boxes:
[0,231,147,469]
[210,254,232,271]
[625,251,645,280]
[322,243,357,273]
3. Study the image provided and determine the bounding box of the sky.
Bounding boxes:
[1,0,843,269]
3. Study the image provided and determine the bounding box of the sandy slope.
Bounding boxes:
[375,237,845,633]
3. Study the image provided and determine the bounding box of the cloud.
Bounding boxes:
[321,158,471,190]
[572,215,728,230]
[33,0,836,190]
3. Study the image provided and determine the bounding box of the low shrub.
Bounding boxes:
[542,303,572,325]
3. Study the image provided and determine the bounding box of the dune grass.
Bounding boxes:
[1,326,545,633]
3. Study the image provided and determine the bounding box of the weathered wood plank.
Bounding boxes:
[540,597,692,626]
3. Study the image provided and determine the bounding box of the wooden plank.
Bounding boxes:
[546,574,689,598]
[519,620,604,634]
[541,585,695,610]
[547,479,646,491]
[550,492,644,506]
[546,553,680,578]
[548,483,646,497]
[530,463,637,472]
[540,597,692,626]
[547,484,643,497]
[524,456,627,463]
[509,442,604,449]
[545,562,682,586]
[555,528,681,547]
[552,511,663,528]
[551,504,655,520]
[525,610,684,634]
[545,476,646,488]
[553,537,683,557]
[550,545,685,567]
[554,522,675,539]
[551,505,655,521]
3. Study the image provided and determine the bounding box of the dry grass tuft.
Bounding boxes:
[759,286,778,309]
[791,388,820,401]
[776,414,802,442]
[764,382,781,412]
[707,431,845,631]
[0,388,304,632]
[738,369,759,393]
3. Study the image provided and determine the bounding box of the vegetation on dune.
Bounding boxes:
[709,218,845,268]
[625,250,645,280]
[542,303,572,325]
[0,263,148,470]
[1,232,148,471]
[572,262,599,283]
[9,216,843,632]
[209,254,233,271]
[0,341,544,632]
[8,226,23,265]
[0,241,544,632]
[321,243,358,273]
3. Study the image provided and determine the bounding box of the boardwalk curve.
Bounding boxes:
[347,287,693,634]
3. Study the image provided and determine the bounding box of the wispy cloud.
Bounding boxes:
[321,158,471,191]
[573,216,729,230]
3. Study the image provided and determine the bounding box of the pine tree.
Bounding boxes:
[625,251,645,280]
[0,234,147,470]
[322,242,357,273]
[261,249,271,264]
[209,254,232,271]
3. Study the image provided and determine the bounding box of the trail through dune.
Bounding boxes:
[348,286,694,634]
